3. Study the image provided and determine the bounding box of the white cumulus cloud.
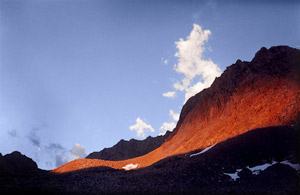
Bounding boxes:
[129,117,155,138]
[172,23,221,102]
[162,91,176,98]
[159,122,176,136]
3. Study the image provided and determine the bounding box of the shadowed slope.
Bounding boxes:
[3,125,299,194]
[53,46,300,173]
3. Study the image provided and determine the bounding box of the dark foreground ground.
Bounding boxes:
[1,125,299,194]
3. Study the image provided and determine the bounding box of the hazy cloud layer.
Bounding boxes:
[164,24,221,102]
[129,118,155,138]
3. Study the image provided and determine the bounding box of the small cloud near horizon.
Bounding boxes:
[45,142,87,168]
[71,143,87,160]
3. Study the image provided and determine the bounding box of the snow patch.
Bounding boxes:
[224,169,242,181]
[122,163,139,171]
[224,160,300,180]
[247,161,277,175]
[190,144,215,157]
[280,160,300,171]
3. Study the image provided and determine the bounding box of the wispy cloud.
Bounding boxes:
[129,117,155,138]
[164,24,221,102]
[46,143,65,153]
[162,91,176,98]
[159,110,180,135]
[27,130,41,147]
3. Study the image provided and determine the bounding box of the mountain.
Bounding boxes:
[1,45,299,194]
[0,151,40,176]
[2,125,299,194]
[53,46,300,173]
[86,131,171,161]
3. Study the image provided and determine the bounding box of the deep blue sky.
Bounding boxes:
[0,0,299,169]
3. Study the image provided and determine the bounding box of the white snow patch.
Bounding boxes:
[190,144,215,157]
[122,163,139,171]
[224,169,242,181]
[224,160,300,180]
[247,161,277,175]
[280,160,300,171]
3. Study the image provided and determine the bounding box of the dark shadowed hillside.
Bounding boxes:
[1,125,299,194]
[86,131,171,161]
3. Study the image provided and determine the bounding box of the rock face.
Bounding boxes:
[53,46,300,173]
[0,151,39,176]
[86,131,171,161]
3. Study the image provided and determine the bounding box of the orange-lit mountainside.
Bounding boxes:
[1,46,300,194]
[53,46,300,173]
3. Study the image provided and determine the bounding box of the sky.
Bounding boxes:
[0,0,299,170]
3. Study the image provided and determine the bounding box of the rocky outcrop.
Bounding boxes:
[0,151,39,176]
[53,46,300,173]
[86,131,171,161]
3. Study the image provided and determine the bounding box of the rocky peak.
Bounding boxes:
[0,151,39,175]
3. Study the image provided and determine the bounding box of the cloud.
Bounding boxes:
[46,143,65,153]
[159,110,180,136]
[172,23,221,102]
[159,122,176,135]
[164,60,168,64]
[45,143,67,168]
[129,117,155,138]
[169,110,179,121]
[27,131,40,147]
[162,91,176,98]
[8,129,17,137]
[45,142,86,168]
[71,143,87,159]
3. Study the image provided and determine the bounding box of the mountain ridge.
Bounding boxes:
[86,131,171,160]
[53,45,300,173]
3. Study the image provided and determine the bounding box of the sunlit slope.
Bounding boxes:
[53,46,300,173]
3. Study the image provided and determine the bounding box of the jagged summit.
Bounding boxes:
[53,46,300,173]
[86,131,171,161]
